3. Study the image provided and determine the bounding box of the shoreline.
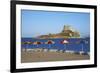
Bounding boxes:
[21,49,90,63]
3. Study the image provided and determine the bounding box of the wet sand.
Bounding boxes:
[21,51,90,63]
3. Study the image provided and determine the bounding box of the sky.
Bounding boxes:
[21,10,90,38]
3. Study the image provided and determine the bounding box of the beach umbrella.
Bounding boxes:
[24,41,32,52]
[45,40,55,49]
[33,41,42,48]
[80,40,85,53]
[84,40,89,53]
[84,40,89,44]
[60,39,69,50]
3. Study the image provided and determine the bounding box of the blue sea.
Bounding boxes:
[21,38,90,52]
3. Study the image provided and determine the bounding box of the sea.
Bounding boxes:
[21,38,90,53]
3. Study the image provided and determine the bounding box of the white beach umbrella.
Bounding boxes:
[61,39,69,51]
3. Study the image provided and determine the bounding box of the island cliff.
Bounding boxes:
[37,25,80,39]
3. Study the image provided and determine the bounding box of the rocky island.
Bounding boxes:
[37,25,80,39]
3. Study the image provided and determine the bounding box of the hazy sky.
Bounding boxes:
[21,10,90,38]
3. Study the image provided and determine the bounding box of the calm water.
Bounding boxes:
[21,38,90,52]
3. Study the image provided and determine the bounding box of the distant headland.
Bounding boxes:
[36,25,80,39]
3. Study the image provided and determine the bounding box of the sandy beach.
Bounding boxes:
[21,49,90,63]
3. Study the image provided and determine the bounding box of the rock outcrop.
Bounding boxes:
[37,25,80,39]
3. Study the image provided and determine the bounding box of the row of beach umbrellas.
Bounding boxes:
[22,39,89,52]
[23,40,68,48]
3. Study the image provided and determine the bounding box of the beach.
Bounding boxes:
[21,49,90,63]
